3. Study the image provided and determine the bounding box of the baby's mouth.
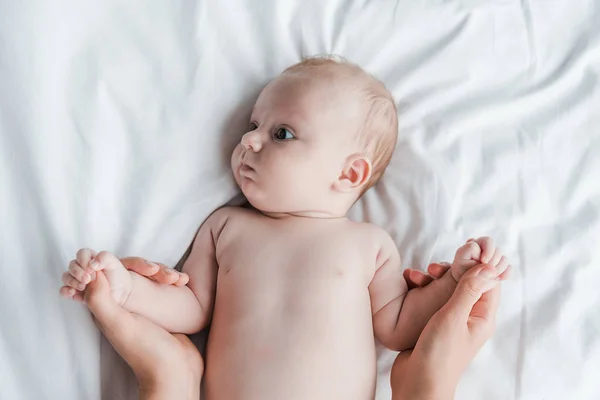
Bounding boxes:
[240,161,254,173]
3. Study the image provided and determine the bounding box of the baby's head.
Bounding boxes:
[231,56,398,218]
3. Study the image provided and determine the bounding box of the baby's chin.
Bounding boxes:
[239,186,292,214]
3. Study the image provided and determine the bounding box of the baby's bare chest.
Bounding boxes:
[214,217,375,287]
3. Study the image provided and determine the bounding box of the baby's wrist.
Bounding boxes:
[449,264,462,283]
[120,271,139,309]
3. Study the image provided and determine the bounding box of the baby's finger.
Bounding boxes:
[76,248,97,271]
[477,237,495,264]
[60,286,86,303]
[72,290,85,303]
[68,260,90,284]
[497,265,512,281]
[495,256,509,276]
[89,251,119,272]
[62,272,86,291]
[59,286,76,299]
[488,249,503,269]
[456,241,482,261]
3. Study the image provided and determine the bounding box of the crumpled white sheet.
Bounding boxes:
[1,1,599,399]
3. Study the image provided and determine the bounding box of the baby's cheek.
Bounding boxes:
[230,145,242,166]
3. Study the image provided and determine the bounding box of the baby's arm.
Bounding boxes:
[370,236,457,351]
[61,210,228,334]
[124,210,227,334]
[371,235,507,351]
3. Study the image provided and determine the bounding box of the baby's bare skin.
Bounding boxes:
[204,208,379,399]
[60,59,511,400]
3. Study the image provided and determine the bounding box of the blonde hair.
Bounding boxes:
[283,55,398,194]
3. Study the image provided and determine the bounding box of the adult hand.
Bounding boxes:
[403,262,451,289]
[120,257,190,286]
[85,271,202,400]
[391,264,507,400]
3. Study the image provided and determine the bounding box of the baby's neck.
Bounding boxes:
[256,208,348,221]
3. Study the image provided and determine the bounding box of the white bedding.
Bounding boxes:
[1,1,599,399]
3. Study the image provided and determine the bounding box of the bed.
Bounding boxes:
[1,0,599,399]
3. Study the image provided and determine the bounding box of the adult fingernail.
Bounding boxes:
[83,275,91,284]
[478,267,496,280]
[164,268,176,275]
[89,260,99,270]
[144,260,159,268]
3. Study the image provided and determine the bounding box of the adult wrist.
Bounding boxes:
[393,384,454,400]
[391,363,456,400]
[139,371,200,400]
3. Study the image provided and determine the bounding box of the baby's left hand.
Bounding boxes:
[451,237,510,282]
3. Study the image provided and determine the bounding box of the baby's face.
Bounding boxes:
[231,73,364,215]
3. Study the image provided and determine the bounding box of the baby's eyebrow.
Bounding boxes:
[249,105,260,120]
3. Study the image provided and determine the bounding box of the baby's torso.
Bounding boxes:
[204,208,382,400]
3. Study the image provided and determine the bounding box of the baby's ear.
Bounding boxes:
[334,154,372,193]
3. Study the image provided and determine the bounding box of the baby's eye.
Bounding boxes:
[273,127,295,141]
[249,122,258,131]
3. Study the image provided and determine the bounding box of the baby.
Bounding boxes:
[60,57,509,400]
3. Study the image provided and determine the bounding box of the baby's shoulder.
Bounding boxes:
[204,206,253,228]
[347,220,389,237]
[346,221,397,249]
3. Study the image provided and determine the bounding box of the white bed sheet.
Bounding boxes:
[1,1,599,399]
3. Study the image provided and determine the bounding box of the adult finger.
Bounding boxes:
[85,271,136,340]
[470,282,501,323]
[468,282,501,341]
[121,257,160,277]
[444,265,499,323]
[427,262,451,278]
[173,272,190,287]
[403,269,434,289]
[154,266,181,285]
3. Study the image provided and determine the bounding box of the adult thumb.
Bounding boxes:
[84,271,133,336]
[445,265,498,322]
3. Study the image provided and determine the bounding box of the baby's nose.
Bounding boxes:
[241,131,262,152]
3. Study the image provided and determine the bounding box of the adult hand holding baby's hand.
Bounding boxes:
[60,251,189,304]
[451,237,511,282]
[60,249,133,305]
[120,257,189,287]
[403,237,511,287]
[85,271,203,399]
[391,264,503,400]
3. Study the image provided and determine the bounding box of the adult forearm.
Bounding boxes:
[392,387,454,400]
[125,272,207,334]
[392,271,457,350]
[139,377,200,400]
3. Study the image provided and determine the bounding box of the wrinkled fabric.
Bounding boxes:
[0,1,599,399]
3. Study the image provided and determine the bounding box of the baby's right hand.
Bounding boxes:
[60,249,133,306]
